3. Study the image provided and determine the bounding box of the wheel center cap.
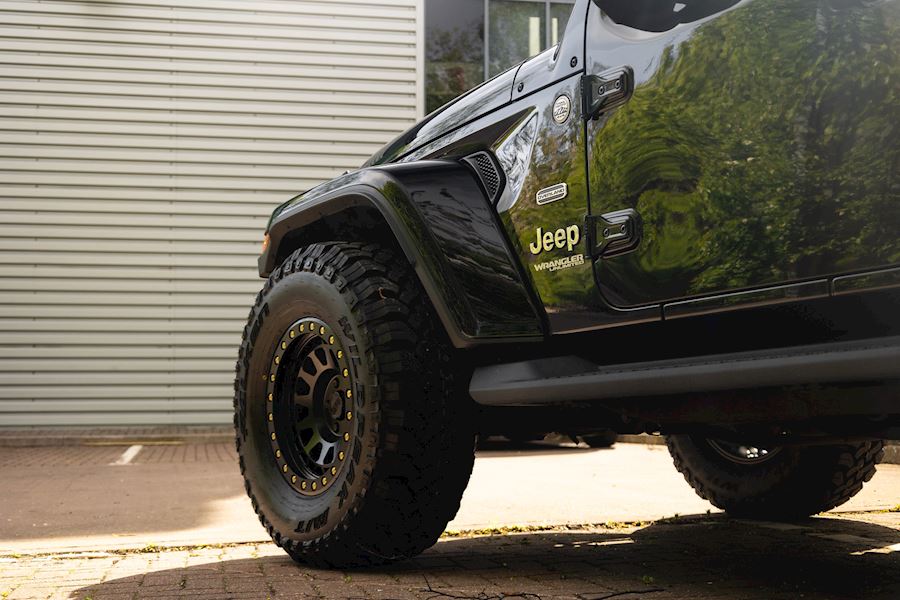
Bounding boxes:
[325,380,343,422]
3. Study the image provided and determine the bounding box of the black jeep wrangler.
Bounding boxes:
[235,0,899,567]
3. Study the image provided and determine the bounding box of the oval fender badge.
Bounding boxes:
[552,94,571,124]
[536,183,568,205]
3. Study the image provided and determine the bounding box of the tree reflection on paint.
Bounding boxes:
[590,0,900,307]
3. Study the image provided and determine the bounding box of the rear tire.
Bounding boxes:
[234,242,475,567]
[667,435,884,519]
[579,430,618,448]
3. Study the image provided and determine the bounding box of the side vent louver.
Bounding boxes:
[462,151,505,204]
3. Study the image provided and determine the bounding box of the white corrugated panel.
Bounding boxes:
[0,0,423,425]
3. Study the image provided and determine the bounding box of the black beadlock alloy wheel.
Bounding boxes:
[267,318,355,495]
[705,439,780,465]
[234,242,475,567]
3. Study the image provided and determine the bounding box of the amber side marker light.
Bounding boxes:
[261,233,270,254]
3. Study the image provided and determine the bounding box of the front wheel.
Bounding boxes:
[234,242,475,567]
[667,435,884,519]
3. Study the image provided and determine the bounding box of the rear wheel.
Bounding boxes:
[578,430,618,448]
[667,434,884,519]
[234,242,475,567]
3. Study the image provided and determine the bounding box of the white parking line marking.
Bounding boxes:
[110,445,143,466]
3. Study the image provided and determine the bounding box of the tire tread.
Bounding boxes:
[667,435,884,519]
[234,242,474,567]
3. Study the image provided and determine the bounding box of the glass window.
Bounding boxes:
[425,0,484,114]
[550,2,573,46]
[425,1,576,113]
[488,0,546,77]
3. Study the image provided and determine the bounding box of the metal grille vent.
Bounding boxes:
[463,151,504,203]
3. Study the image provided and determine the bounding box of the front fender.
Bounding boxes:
[260,161,545,348]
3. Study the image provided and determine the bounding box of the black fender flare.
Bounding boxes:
[259,161,545,348]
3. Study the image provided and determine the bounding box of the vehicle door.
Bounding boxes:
[583,0,900,315]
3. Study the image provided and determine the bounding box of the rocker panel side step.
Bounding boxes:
[469,336,900,406]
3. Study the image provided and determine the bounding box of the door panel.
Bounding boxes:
[586,0,900,308]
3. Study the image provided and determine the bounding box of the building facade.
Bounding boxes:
[0,0,573,426]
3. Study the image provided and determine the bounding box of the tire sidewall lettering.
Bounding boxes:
[241,267,378,542]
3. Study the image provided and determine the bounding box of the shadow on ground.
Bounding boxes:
[71,514,900,600]
[475,436,610,458]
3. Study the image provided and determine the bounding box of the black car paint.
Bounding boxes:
[362,65,521,169]
[259,162,543,347]
[262,0,899,350]
[586,0,900,311]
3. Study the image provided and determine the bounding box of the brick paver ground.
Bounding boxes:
[2,512,898,600]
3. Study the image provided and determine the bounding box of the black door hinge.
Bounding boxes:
[586,209,642,259]
[582,66,634,120]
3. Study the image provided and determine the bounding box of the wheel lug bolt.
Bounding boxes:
[346,411,352,420]
[343,434,350,442]
[291,475,297,483]
[339,451,345,461]
[331,467,337,476]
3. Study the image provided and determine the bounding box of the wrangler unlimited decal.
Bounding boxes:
[534,253,585,273]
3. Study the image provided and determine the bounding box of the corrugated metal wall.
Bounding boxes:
[0,0,423,425]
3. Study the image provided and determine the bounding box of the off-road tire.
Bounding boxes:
[579,430,618,448]
[667,435,884,519]
[234,242,475,567]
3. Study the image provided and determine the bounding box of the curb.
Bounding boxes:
[0,426,233,447]
[884,444,900,465]
[617,434,666,446]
